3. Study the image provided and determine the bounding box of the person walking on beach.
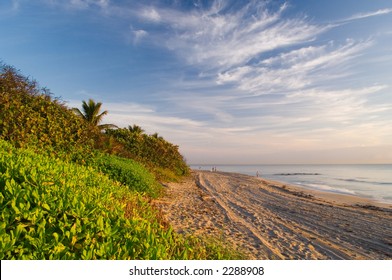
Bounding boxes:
[256,171,260,177]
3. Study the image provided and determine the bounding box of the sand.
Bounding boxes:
[153,170,392,260]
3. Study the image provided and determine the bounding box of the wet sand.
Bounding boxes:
[154,170,392,259]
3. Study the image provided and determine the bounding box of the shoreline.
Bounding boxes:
[250,173,392,209]
[193,165,392,207]
[154,170,392,259]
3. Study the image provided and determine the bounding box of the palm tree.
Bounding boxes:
[151,132,164,141]
[128,124,144,135]
[73,99,117,130]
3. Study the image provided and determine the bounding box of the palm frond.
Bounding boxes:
[74,99,115,128]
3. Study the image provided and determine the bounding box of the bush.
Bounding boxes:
[94,153,162,198]
[105,128,189,180]
[0,64,97,158]
[0,63,188,181]
[0,140,238,259]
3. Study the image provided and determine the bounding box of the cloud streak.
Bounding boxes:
[342,8,392,22]
[138,1,330,72]
[217,39,373,94]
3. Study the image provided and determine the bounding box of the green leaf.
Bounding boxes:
[11,199,20,214]
[97,216,104,230]
[41,203,50,211]
[53,232,59,243]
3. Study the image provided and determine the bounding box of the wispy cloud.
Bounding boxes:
[140,7,161,22]
[342,8,392,22]
[130,27,148,44]
[217,39,373,94]
[138,1,330,71]
[103,102,205,134]
[132,2,380,103]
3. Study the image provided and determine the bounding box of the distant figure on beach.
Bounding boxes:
[256,171,260,177]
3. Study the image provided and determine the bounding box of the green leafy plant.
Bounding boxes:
[0,140,239,260]
[94,153,162,197]
[0,63,188,180]
[105,127,189,180]
[0,64,97,159]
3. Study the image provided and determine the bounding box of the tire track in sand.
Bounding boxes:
[196,172,351,259]
[156,170,392,259]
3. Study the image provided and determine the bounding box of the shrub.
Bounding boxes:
[94,153,162,198]
[0,64,188,181]
[0,140,238,259]
[105,128,189,180]
[0,64,97,157]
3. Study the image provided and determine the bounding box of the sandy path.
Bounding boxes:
[154,171,392,259]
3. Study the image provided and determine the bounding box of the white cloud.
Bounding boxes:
[140,7,161,22]
[218,39,374,94]
[105,102,155,115]
[343,8,392,22]
[137,1,329,70]
[102,102,205,138]
[130,28,148,44]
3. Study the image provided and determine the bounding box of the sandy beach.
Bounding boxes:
[154,170,392,259]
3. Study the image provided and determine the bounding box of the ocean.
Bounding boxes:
[190,164,392,204]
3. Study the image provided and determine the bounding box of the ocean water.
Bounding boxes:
[190,164,392,204]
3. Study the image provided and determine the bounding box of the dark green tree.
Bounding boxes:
[128,124,144,135]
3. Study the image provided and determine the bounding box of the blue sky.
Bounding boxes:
[1,0,392,164]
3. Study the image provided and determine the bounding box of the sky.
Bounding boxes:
[1,0,392,164]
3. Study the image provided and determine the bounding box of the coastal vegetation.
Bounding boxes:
[0,63,237,259]
[105,127,189,181]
